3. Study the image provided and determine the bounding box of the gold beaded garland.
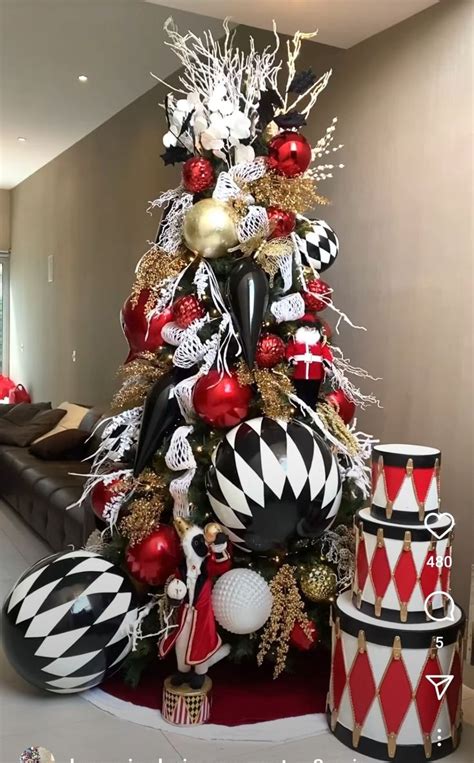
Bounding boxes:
[299,562,338,602]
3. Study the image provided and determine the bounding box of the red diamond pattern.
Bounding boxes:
[356,536,369,592]
[332,635,346,712]
[379,656,413,735]
[349,649,376,726]
[412,467,435,505]
[446,649,462,726]
[393,548,418,603]
[383,465,406,503]
[415,653,444,734]
[370,545,391,598]
[440,546,452,593]
[420,548,441,598]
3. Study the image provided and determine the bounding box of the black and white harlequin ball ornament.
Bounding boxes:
[206,417,342,554]
[2,550,138,694]
[295,219,339,273]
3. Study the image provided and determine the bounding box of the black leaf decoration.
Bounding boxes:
[179,109,194,137]
[274,111,307,129]
[288,69,317,94]
[160,145,192,166]
[257,89,283,128]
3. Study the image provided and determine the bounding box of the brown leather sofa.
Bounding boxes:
[0,406,105,551]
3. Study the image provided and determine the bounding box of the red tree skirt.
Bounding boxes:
[102,647,330,726]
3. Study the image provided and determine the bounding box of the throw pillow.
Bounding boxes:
[32,401,90,443]
[0,408,66,447]
[29,429,90,460]
[0,402,52,423]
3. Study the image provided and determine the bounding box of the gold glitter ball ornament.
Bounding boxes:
[183,199,238,259]
[300,562,338,602]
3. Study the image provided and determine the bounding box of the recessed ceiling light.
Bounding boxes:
[78,74,88,82]
[17,136,27,142]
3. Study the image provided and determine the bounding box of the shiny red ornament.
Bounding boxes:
[90,478,124,521]
[172,295,205,329]
[290,620,318,651]
[326,388,356,424]
[267,207,296,239]
[182,156,215,194]
[125,525,182,586]
[303,279,331,312]
[255,333,286,369]
[268,131,312,177]
[121,290,173,362]
[193,370,252,428]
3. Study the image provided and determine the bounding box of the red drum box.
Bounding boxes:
[328,444,464,761]
[372,444,440,523]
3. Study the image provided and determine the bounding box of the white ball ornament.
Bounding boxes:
[212,568,273,635]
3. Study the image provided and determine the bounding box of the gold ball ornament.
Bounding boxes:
[183,199,238,259]
[300,562,338,602]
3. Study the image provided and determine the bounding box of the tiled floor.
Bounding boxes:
[0,499,473,763]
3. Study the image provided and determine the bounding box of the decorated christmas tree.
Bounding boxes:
[81,20,379,688]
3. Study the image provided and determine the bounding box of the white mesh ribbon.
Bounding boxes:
[148,187,193,254]
[165,425,197,517]
[174,375,199,423]
[230,157,267,184]
[237,205,269,245]
[279,250,294,293]
[171,316,209,364]
[161,321,185,347]
[270,292,306,323]
[193,260,209,299]
[212,164,269,246]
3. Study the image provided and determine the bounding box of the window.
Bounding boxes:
[0,252,10,375]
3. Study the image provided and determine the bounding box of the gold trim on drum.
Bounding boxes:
[423,733,432,759]
[403,531,411,551]
[353,723,362,748]
[387,732,397,759]
[376,528,385,548]
[358,629,367,654]
[392,636,402,660]
[435,457,441,507]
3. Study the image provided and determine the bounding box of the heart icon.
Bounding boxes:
[423,512,455,540]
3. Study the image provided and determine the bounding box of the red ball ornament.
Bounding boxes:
[255,333,286,368]
[290,620,318,651]
[125,525,182,586]
[193,370,252,428]
[326,388,356,424]
[268,131,312,177]
[182,156,215,194]
[267,207,296,239]
[172,295,205,329]
[303,279,331,312]
[90,477,124,521]
[121,290,173,362]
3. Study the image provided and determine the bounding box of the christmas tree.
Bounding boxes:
[81,20,378,687]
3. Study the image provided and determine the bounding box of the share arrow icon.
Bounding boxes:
[426,675,454,700]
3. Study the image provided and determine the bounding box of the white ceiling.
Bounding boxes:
[0,0,438,190]
[0,1,226,189]
[146,0,439,48]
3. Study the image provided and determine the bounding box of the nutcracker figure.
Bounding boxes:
[286,325,333,407]
[159,517,232,690]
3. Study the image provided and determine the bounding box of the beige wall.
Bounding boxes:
[0,189,11,251]
[309,0,473,613]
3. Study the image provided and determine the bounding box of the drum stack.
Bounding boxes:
[328,444,465,761]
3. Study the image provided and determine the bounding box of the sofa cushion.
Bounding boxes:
[29,429,90,460]
[33,401,90,442]
[0,408,66,447]
[0,402,52,423]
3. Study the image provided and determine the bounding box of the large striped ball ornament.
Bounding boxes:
[2,550,138,693]
[206,417,342,554]
[295,219,339,273]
